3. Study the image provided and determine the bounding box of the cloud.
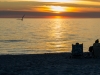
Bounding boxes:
[83,0,100,2]
[0,1,100,11]
[0,10,100,18]
[0,1,100,18]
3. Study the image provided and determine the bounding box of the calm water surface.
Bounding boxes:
[0,18,100,54]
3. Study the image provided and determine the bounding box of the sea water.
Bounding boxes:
[0,18,100,55]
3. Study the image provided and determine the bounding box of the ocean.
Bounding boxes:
[0,18,100,55]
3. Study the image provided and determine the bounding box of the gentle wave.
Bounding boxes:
[0,40,26,43]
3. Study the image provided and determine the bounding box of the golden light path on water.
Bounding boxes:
[47,17,72,53]
[51,19,63,51]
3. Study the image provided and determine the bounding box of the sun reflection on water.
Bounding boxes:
[48,18,71,52]
[52,19,62,38]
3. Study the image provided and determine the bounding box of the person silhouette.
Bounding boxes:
[89,39,99,57]
[95,39,99,43]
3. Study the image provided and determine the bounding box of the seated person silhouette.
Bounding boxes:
[93,39,100,57]
[89,39,100,57]
[89,46,93,57]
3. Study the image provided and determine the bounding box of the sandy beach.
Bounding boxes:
[0,52,100,75]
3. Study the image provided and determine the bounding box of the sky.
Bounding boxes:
[0,0,100,18]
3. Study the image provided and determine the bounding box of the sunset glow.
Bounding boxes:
[0,0,100,18]
[42,0,74,3]
[50,6,66,13]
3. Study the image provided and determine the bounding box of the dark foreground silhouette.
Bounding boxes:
[0,52,100,75]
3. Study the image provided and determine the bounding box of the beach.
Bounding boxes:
[0,52,100,75]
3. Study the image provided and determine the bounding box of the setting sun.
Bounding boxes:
[50,6,66,13]
[42,0,74,3]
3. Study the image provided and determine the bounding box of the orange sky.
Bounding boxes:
[0,0,100,18]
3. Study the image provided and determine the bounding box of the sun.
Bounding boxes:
[50,6,66,13]
[42,0,74,3]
